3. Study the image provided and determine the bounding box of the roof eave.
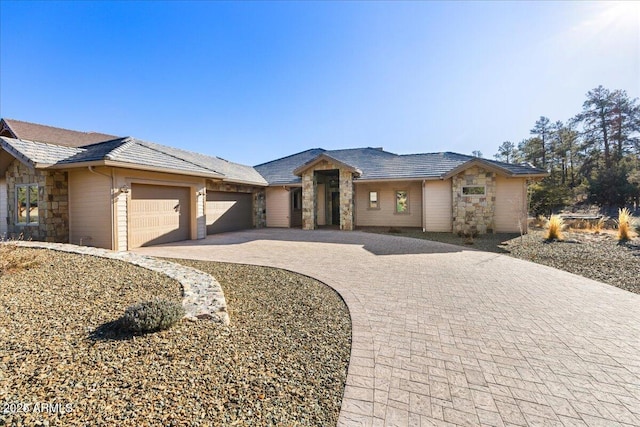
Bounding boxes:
[354,177,443,183]
[440,158,546,179]
[48,160,226,179]
[221,177,268,187]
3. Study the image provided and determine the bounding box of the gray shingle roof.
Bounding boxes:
[255,148,326,185]
[1,136,267,185]
[254,148,547,185]
[0,136,84,166]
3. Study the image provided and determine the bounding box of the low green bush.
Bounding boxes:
[121,298,185,333]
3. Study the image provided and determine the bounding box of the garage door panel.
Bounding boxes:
[130,184,191,248]
[207,192,252,234]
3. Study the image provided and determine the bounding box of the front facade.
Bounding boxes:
[255,148,546,235]
[1,119,546,250]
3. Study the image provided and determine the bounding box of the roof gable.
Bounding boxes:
[292,153,362,176]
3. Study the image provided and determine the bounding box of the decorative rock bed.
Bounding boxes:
[6,241,230,324]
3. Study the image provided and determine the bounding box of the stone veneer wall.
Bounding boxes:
[452,166,496,235]
[339,169,354,230]
[301,160,354,230]
[6,160,69,242]
[301,172,316,230]
[206,181,266,228]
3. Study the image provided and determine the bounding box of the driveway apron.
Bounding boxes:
[134,229,640,426]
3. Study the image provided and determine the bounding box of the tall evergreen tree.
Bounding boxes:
[530,116,551,169]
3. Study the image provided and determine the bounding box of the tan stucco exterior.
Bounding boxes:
[354,181,423,228]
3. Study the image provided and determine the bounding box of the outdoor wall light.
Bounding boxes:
[120,184,130,194]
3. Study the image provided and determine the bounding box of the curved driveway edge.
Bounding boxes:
[134,229,640,426]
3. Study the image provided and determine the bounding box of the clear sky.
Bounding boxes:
[1,1,638,165]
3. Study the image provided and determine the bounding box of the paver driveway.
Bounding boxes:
[135,229,640,426]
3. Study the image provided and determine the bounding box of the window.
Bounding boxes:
[395,190,408,213]
[368,191,379,209]
[16,184,39,224]
[462,186,485,196]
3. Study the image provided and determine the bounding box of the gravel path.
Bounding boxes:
[362,227,640,294]
[0,248,351,426]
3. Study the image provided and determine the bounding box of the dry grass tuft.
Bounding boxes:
[545,215,565,241]
[0,243,40,276]
[617,208,635,241]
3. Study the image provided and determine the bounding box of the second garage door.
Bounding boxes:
[206,191,253,234]
[129,184,191,248]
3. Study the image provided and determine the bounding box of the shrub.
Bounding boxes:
[545,215,564,241]
[591,217,605,234]
[0,243,40,276]
[121,298,185,333]
[616,208,635,241]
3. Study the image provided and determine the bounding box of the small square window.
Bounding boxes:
[395,190,408,213]
[369,191,379,209]
[16,184,39,224]
[462,186,485,196]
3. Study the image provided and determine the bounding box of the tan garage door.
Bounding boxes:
[129,184,191,248]
[206,191,253,234]
[494,177,526,233]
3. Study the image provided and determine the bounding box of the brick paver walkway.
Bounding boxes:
[135,229,640,426]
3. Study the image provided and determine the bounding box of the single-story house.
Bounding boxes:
[0,118,546,250]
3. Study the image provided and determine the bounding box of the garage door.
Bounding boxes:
[129,184,191,248]
[206,191,253,234]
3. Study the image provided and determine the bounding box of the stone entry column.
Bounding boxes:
[339,170,354,230]
[302,171,316,230]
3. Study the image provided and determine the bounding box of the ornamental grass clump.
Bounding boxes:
[121,298,185,333]
[616,208,635,241]
[545,215,565,241]
[0,243,39,277]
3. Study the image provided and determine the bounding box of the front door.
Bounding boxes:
[331,191,340,225]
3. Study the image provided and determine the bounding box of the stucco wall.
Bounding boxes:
[68,168,112,249]
[355,181,422,227]
[424,179,452,232]
[6,160,69,242]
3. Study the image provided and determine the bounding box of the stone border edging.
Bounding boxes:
[6,241,230,325]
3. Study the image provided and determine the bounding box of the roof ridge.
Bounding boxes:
[135,139,225,176]
[103,137,137,160]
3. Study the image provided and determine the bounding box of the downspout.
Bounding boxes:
[88,166,116,250]
[422,180,426,232]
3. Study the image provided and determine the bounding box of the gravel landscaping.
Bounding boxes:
[361,226,640,294]
[0,248,351,427]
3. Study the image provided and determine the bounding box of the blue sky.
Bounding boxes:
[1,1,638,165]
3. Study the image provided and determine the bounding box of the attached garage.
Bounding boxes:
[206,191,253,234]
[129,184,191,248]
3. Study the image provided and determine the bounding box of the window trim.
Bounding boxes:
[16,184,39,225]
[368,190,380,210]
[395,189,409,214]
[462,185,486,196]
